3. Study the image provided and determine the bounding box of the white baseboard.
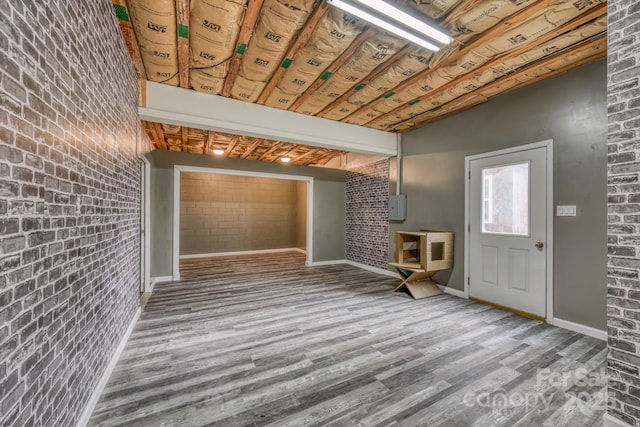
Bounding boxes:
[150,276,173,289]
[438,285,465,298]
[307,261,465,299]
[307,259,347,267]
[345,260,397,277]
[552,318,607,341]
[604,414,634,427]
[77,307,141,427]
[179,248,306,259]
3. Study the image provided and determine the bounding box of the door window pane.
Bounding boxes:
[481,163,529,235]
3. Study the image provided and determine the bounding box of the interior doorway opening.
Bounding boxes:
[172,166,313,280]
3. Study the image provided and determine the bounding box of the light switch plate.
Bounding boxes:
[557,205,577,216]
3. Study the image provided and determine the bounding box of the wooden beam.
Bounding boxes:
[283,145,305,157]
[390,36,607,131]
[153,122,169,150]
[400,49,607,131]
[317,44,415,117]
[342,0,561,123]
[288,27,377,111]
[446,0,562,64]
[317,150,343,165]
[363,5,607,127]
[112,0,147,79]
[142,121,160,149]
[290,148,321,164]
[222,0,265,97]
[258,142,285,160]
[240,138,264,159]
[176,0,190,88]
[204,131,215,154]
[442,0,485,26]
[181,127,189,152]
[257,2,331,105]
[223,135,240,156]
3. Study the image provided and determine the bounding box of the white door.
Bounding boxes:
[468,145,548,318]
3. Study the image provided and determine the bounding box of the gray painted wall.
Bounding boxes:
[147,150,345,277]
[396,59,607,330]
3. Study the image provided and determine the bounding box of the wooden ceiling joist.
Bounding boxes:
[139,122,347,166]
[222,0,265,97]
[367,7,607,129]
[447,0,563,63]
[442,0,485,26]
[277,145,304,161]
[342,0,564,124]
[290,148,321,164]
[317,150,343,165]
[113,0,146,79]
[258,142,285,160]
[142,121,159,149]
[176,0,190,88]
[153,122,169,150]
[203,131,215,154]
[240,138,264,158]
[316,44,417,117]
[181,127,189,152]
[288,27,377,112]
[400,48,607,131]
[391,35,607,131]
[122,0,609,158]
[257,2,331,105]
[224,135,240,156]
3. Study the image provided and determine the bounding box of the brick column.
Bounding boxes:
[346,159,390,270]
[607,1,640,425]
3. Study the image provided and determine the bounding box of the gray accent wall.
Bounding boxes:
[147,150,346,277]
[397,59,607,330]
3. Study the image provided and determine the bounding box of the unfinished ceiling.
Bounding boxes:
[115,0,607,137]
[142,120,347,165]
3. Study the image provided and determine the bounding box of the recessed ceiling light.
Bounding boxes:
[281,157,291,163]
[213,149,224,155]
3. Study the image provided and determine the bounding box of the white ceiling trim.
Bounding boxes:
[139,81,398,156]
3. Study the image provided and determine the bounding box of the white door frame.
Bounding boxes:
[140,156,152,293]
[464,140,554,323]
[172,165,314,281]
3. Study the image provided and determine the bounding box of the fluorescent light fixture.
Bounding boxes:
[212,149,224,155]
[326,0,450,51]
[351,0,452,44]
[281,157,291,163]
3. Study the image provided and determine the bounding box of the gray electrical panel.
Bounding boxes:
[389,194,407,221]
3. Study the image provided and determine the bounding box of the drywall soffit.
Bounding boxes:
[139,81,397,156]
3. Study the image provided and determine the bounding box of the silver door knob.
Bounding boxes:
[535,242,544,249]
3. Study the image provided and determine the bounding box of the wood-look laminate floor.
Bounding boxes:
[89,252,607,427]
